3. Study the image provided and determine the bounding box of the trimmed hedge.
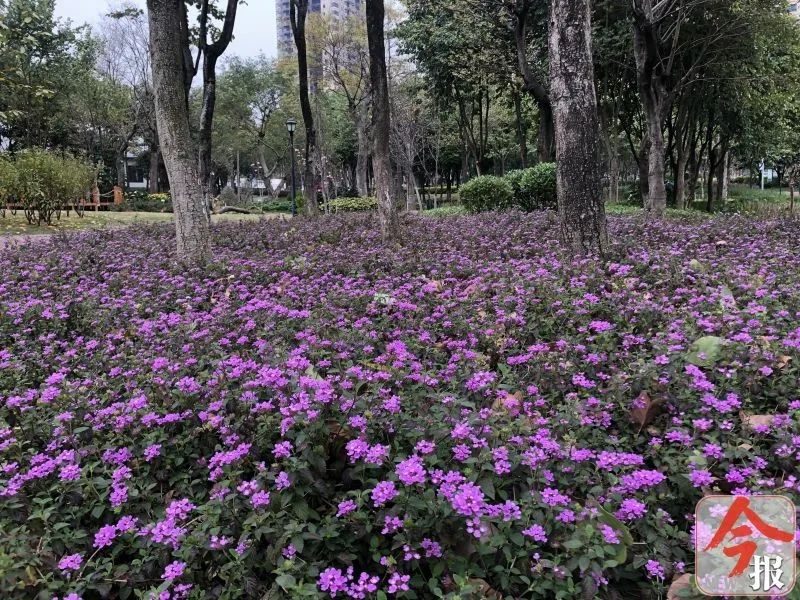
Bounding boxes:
[460,176,513,213]
[514,163,557,211]
[328,197,378,213]
[116,190,173,213]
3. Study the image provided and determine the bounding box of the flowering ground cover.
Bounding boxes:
[0,212,798,599]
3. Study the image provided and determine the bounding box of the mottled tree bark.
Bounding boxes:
[366,0,399,241]
[290,0,320,216]
[631,2,671,217]
[549,0,607,255]
[146,0,210,262]
[148,144,161,193]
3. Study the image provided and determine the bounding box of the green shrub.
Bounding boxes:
[328,196,378,213]
[460,175,513,213]
[255,197,294,213]
[504,169,526,203]
[0,149,95,224]
[117,190,173,212]
[513,163,557,211]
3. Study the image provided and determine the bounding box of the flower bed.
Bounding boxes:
[0,212,798,599]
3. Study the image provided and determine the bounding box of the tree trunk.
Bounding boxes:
[117,152,127,188]
[632,21,668,217]
[198,57,218,206]
[355,103,370,197]
[643,104,666,215]
[513,0,555,161]
[537,101,555,163]
[674,150,688,210]
[290,0,319,216]
[197,0,238,205]
[638,137,650,204]
[716,147,728,203]
[549,0,607,255]
[146,0,210,262]
[148,145,161,193]
[513,92,528,168]
[609,153,620,203]
[366,0,399,241]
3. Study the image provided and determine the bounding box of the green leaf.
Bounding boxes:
[685,336,725,367]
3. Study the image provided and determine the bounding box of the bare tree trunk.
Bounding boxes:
[675,150,687,210]
[638,137,650,204]
[609,153,620,203]
[642,100,666,215]
[197,0,238,199]
[146,0,210,262]
[513,92,528,168]
[632,17,669,217]
[366,0,399,241]
[117,152,127,188]
[715,145,728,203]
[355,103,370,197]
[549,0,607,255]
[513,0,555,161]
[290,0,320,216]
[148,145,161,193]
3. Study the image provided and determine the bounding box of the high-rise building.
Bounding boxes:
[277,0,363,57]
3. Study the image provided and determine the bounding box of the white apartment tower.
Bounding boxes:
[277,0,364,57]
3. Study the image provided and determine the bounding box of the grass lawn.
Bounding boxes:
[0,210,286,237]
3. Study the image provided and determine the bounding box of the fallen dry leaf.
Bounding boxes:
[667,573,695,599]
[739,411,775,431]
[630,391,665,430]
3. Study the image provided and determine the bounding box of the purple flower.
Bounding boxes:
[58,553,83,571]
[144,444,162,461]
[318,567,349,596]
[616,499,647,520]
[58,464,81,482]
[162,560,186,580]
[645,559,665,580]
[93,524,117,549]
[371,481,398,507]
[522,524,548,543]
[251,490,271,508]
[337,499,357,517]
[396,455,426,486]
[599,524,620,544]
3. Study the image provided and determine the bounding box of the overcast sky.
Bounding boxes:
[54,0,278,59]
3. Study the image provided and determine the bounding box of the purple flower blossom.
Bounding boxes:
[58,553,83,571]
[162,560,186,580]
[371,481,398,507]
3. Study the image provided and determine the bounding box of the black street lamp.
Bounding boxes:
[286,118,298,217]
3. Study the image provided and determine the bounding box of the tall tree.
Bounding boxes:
[366,0,399,241]
[506,0,554,161]
[549,0,607,254]
[146,0,210,261]
[308,13,372,196]
[290,0,320,216]
[197,0,239,200]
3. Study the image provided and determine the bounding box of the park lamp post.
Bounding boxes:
[286,118,298,217]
